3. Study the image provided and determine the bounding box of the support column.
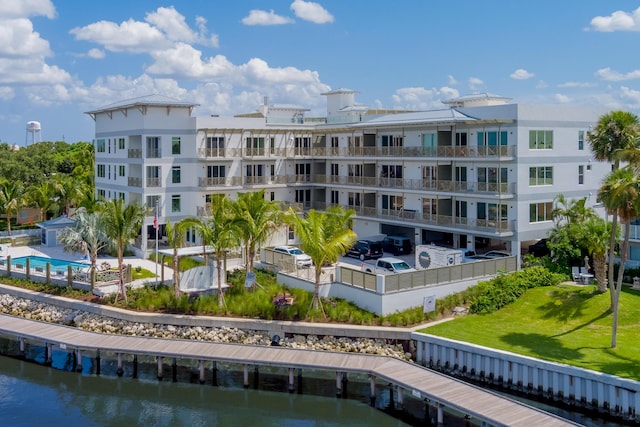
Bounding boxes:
[157,356,163,380]
[243,364,249,388]
[132,355,138,379]
[211,361,218,386]
[172,358,177,382]
[369,374,376,406]
[253,366,259,389]
[19,337,25,358]
[297,368,302,394]
[436,402,444,427]
[335,372,343,397]
[95,349,101,376]
[388,383,395,409]
[116,353,124,377]
[288,368,295,393]
[397,385,404,409]
[75,349,82,372]
[199,360,205,384]
[45,343,53,366]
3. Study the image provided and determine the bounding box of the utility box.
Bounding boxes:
[415,245,462,270]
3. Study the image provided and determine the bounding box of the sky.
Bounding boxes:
[1,0,640,146]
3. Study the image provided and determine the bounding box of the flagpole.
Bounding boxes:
[155,204,158,286]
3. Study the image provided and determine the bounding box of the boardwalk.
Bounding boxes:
[0,314,577,426]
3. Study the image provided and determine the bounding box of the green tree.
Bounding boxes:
[588,111,640,296]
[576,216,613,293]
[0,179,24,236]
[100,199,146,302]
[233,190,282,273]
[285,206,357,315]
[57,208,109,290]
[26,181,58,221]
[54,174,87,216]
[165,219,186,297]
[598,167,640,348]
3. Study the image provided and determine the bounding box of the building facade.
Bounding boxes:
[87,91,610,258]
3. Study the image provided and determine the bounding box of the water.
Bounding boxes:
[9,255,89,272]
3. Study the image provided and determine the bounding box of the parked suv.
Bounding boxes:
[346,240,384,261]
[528,239,550,257]
[273,246,312,267]
[382,236,413,256]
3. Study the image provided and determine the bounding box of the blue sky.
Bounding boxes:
[1,0,640,145]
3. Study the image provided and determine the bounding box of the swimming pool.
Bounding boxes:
[8,256,89,273]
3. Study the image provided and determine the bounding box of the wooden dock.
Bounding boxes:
[0,313,577,426]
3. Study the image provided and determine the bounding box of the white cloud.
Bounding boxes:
[536,80,548,89]
[468,77,484,91]
[447,75,458,85]
[0,86,15,100]
[87,48,105,59]
[596,67,640,81]
[619,86,640,108]
[553,93,571,103]
[0,18,51,56]
[290,0,334,24]
[0,0,56,19]
[242,10,294,26]
[390,86,459,110]
[557,81,597,88]
[590,7,640,32]
[510,69,534,80]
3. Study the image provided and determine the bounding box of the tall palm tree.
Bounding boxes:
[26,181,58,221]
[182,194,237,307]
[165,219,186,297]
[99,199,146,302]
[285,206,357,316]
[576,216,613,293]
[57,208,109,290]
[598,166,640,348]
[53,174,87,216]
[233,190,282,273]
[0,179,24,236]
[588,111,640,295]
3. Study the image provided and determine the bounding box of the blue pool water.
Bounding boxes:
[9,256,88,272]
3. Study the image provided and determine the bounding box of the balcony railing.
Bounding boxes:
[198,176,242,187]
[146,149,161,159]
[128,177,142,187]
[128,149,142,158]
[319,145,515,158]
[146,177,160,187]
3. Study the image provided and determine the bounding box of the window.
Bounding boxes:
[146,137,161,158]
[295,163,310,181]
[96,139,105,153]
[171,195,181,212]
[422,166,437,189]
[382,194,403,211]
[423,133,437,154]
[118,192,125,201]
[348,136,361,147]
[530,202,553,223]
[529,166,553,186]
[172,166,181,184]
[146,195,160,209]
[97,189,106,198]
[119,165,125,177]
[381,135,403,147]
[246,164,263,176]
[294,137,310,148]
[331,190,339,205]
[207,165,225,178]
[107,165,111,179]
[331,136,339,148]
[246,137,265,155]
[578,131,584,151]
[422,198,437,219]
[146,166,160,187]
[330,163,339,176]
[348,164,362,177]
[529,130,553,149]
[348,192,361,207]
[477,131,508,146]
[478,203,507,221]
[381,165,402,179]
[578,165,584,185]
[455,132,467,146]
[118,138,125,150]
[172,137,181,155]
[97,164,105,178]
[206,137,225,156]
[295,189,311,208]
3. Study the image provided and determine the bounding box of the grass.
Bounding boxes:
[420,283,640,380]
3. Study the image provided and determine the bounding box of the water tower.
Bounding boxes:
[25,121,42,145]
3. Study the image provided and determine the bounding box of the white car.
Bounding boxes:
[273,246,313,267]
[362,257,416,274]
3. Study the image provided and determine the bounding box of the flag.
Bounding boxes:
[153,214,158,230]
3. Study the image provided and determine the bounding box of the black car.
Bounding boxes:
[382,236,413,256]
[528,239,550,257]
[346,240,384,261]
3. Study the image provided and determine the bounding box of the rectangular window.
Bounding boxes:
[330,163,339,176]
[97,164,105,178]
[331,136,339,148]
[382,194,403,210]
[118,138,125,150]
[172,137,181,155]
[578,131,584,151]
[381,135,403,147]
[530,202,553,223]
[206,137,225,156]
[477,131,508,146]
[529,130,553,149]
[97,189,106,198]
[423,133,437,154]
[146,137,161,158]
[172,166,181,184]
[119,192,125,201]
[118,165,125,177]
[171,195,180,212]
[331,190,339,205]
[529,166,553,186]
[578,165,584,185]
[348,192,361,207]
[146,195,160,209]
[146,166,160,187]
[207,165,225,178]
[96,139,105,153]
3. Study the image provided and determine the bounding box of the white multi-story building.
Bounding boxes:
[87,90,609,258]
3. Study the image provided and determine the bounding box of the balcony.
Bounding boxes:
[128,149,142,158]
[128,177,142,187]
[197,147,241,158]
[146,149,161,159]
[287,174,312,184]
[245,175,268,185]
[198,176,242,187]
[321,145,515,159]
[146,177,160,187]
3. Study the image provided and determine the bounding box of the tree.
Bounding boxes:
[0,179,24,236]
[26,181,58,221]
[575,216,613,293]
[588,111,640,297]
[57,208,109,290]
[53,174,87,216]
[598,166,640,348]
[285,206,357,315]
[181,195,238,308]
[233,190,282,273]
[165,219,186,297]
[100,199,146,302]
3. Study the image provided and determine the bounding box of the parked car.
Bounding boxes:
[482,250,511,258]
[273,246,312,267]
[382,236,413,256]
[362,257,416,274]
[346,240,384,261]
[528,239,550,257]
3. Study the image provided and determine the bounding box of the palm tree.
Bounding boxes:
[588,111,640,296]
[233,190,282,272]
[182,194,237,307]
[26,181,58,221]
[53,174,87,216]
[576,216,613,293]
[598,167,640,348]
[165,219,186,297]
[285,206,357,315]
[100,199,146,302]
[57,208,109,290]
[0,179,24,236]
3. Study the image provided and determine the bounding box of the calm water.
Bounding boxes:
[10,255,88,271]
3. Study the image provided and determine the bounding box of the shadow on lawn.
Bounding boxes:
[500,333,583,362]
[535,286,601,323]
[595,348,640,379]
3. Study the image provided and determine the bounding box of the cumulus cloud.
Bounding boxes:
[510,69,534,80]
[0,18,52,56]
[0,86,15,100]
[390,86,459,110]
[619,86,640,108]
[557,81,597,88]
[554,93,571,103]
[596,67,640,81]
[448,75,458,85]
[290,0,334,24]
[87,48,105,59]
[242,10,294,26]
[468,77,484,91]
[590,7,640,32]
[0,0,56,19]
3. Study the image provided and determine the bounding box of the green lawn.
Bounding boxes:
[420,284,640,380]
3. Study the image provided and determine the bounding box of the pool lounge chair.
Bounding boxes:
[571,267,581,282]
